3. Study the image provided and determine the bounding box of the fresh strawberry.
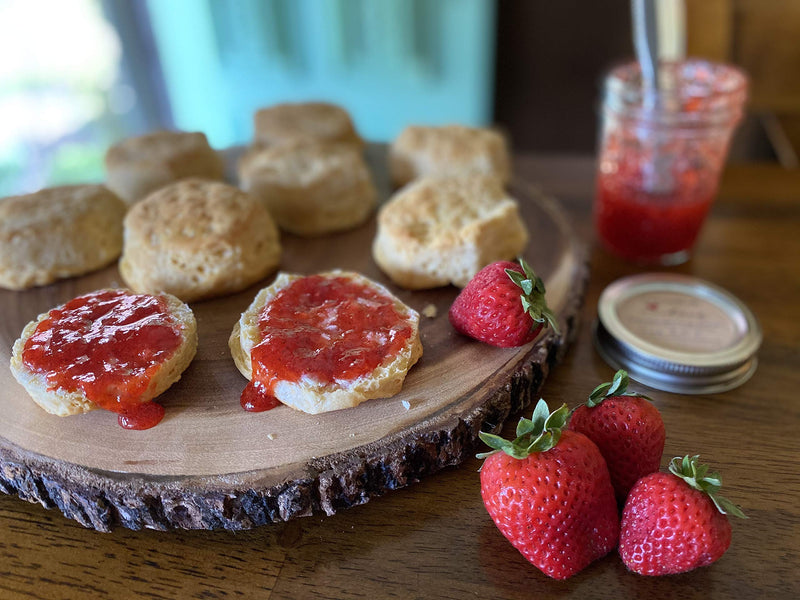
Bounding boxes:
[449,258,559,348]
[619,455,747,576]
[569,370,665,502]
[478,399,619,580]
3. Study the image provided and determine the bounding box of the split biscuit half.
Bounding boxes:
[229,271,423,415]
[10,289,197,417]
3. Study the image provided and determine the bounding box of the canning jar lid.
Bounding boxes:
[594,273,761,394]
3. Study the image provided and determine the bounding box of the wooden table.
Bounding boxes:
[2,156,798,599]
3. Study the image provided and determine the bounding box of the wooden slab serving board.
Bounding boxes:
[0,146,588,531]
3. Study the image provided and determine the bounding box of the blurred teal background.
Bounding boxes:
[148,0,496,147]
[0,0,496,196]
[1,0,778,198]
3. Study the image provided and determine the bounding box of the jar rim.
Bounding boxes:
[603,58,748,126]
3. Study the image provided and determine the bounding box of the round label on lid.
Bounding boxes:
[594,273,761,394]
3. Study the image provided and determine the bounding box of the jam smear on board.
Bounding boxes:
[22,289,183,429]
[241,275,413,412]
[117,402,166,430]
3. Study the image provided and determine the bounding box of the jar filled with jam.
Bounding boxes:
[594,59,747,265]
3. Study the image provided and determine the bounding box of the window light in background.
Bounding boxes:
[0,0,130,195]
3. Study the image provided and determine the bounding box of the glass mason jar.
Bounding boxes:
[594,59,748,265]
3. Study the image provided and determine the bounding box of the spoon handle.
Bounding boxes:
[631,0,660,108]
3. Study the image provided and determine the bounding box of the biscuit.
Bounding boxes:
[229,271,422,414]
[253,102,363,150]
[104,130,224,205]
[389,125,511,187]
[119,179,281,302]
[0,185,126,290]
[238,141,377,236]
[372,175,528,289]
[10,289,197,417]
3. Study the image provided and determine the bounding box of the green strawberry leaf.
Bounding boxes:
[527,429,560,454]
[531,397,550,431]
[711,494,748,519]
[668,455,748,519]
[505,258,560,335]
[519,295,534,312]
[477,432,513,459]
[477,399,568,460]
[606,370,629,396]
[682,455,693,473]
[586,369,652,407]
[507,269,534,295]
[586,382,612,407]
[478,432,509,451]
[515,417,536,437]
[544,403,570,430]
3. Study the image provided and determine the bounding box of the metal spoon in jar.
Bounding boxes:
[631,0,682,194]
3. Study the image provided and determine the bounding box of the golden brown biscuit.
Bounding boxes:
[10,289,197,418]
[119,179,281,302]
[253,102,363,150]
[230,271,422,414]
[104,130,224,205]
[238,141,377,236]
[372,175,528,289]
[0,185,126,290]
[389,125,511,187]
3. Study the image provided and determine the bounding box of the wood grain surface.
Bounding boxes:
[0,146,587,531]
[1,155,798,600]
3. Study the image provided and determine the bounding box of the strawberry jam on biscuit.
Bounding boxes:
[20,289,187,430]
[232,271,422,415]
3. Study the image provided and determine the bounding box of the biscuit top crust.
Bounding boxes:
[239,141,367,186]
[394,125,508,163]
[0,185,126,290]
[240,272,417,411]
[20,289,184,426]
[254,102,361,146]
[124,179,268,251]
[105,131,214,166]
[0,184,119,229]
[378,175,512,245]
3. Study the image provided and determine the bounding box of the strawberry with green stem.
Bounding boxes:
[449,258,559,348]
[478,399,619,580]
[569,369,665,502]
[619,454,747,575]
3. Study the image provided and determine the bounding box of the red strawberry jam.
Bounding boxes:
[241,275,413,411]
[21,289,183,430]
[595,168,716,263]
